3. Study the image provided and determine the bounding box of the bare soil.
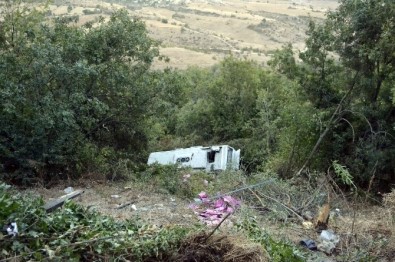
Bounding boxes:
[25,180,196,226]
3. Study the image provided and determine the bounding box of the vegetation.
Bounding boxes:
[237,216,305,262]
[0,0,393,194]
[0,183,189,261]
[1,0,394,192]
[1,1,394,261]
[0,5,159,184]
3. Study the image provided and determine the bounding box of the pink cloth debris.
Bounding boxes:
[189,193,241,225]
[198,192,208,199]
[214,198,225,208]
[223,195,241,207]
[183,174,191,182]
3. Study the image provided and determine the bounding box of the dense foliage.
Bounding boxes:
[0,0,394,191]
[270,0,395,189]
[0,4,158,183]
[0,183,188,260]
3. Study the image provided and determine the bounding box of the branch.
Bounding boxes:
[254,191,305,222]
[296,72,359,176]
[204,213,231,242]
[340,117,355,143]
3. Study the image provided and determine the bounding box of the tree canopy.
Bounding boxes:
[0,6,158,183]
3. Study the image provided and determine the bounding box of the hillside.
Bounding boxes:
[49,0,339,69]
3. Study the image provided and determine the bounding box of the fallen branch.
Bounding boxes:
[116,202,134,210]
[296,72,359,176]
[204,213,231,242]
[44,190,84,213]
[248,188,267,210]
[255,191,304,222]
[212,179,274,200]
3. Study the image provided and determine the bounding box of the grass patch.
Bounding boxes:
[135,164,248,199]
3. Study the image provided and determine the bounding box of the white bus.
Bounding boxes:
[147,145,240,172]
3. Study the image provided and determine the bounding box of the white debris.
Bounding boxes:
[64,187,74,194]
[6,222,18,237]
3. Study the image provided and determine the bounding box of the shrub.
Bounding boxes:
[0,183,189,260]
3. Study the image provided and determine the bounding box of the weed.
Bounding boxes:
[236,215,306,262]
[137,164,248,199]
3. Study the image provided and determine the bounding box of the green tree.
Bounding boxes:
[209,57,261,141]
[275,0,395,189]
[0,5,159,183]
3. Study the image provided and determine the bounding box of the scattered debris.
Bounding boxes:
[4,222,18,237]
[64,187,74,194]
[116,201,135,210]
[44,190,84,212]
[302,210,314,221]
[302,221,314,229]
[111,194,120,199]
[182,174,191,182]
[317,229,340,254]
[316,203,330,231]
[300,239,317,251]
[189,192,240,226]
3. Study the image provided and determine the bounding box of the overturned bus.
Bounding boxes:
[147,145,240,172]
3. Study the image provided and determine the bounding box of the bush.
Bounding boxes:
[0,9,158,184]
[137,164,248,199]
[236,215,305,262]
[0,183,189,260]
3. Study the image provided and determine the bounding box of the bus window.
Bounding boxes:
[207,151,215,163]
[227,148,233,163]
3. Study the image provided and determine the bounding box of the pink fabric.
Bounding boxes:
[189,192,240,225]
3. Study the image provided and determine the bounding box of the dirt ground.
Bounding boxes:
[24,179,395,261]
[25,180,196,226]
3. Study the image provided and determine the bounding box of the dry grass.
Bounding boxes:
[173,231,269,262]
[383,189,395,212]
[43,0,339,69]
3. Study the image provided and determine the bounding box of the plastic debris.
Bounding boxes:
[111,195,120,198]
[189,192,240,226]
[300,239,317,250]
[302,221,314,229]
[5,222,18,237]
[131,204,137,211]
[319,229,340,243]
[182,174,191,182]
[318,229,340,254]
[64,187,74,194]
